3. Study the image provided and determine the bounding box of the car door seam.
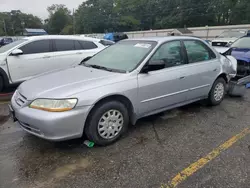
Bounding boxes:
[141,89,189,103]
[189,84,210,91]
[141,84,210,103]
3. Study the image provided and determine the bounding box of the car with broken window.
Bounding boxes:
[10,36,237,146]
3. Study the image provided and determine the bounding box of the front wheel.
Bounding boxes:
[207,78,226,106]
[84,101,129,146]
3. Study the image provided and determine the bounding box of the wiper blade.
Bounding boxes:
[84,64,126,73]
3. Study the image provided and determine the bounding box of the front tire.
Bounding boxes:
[84,101,129,146]
[208,78,226,106]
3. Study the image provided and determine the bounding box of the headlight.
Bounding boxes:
[29,99,78,112]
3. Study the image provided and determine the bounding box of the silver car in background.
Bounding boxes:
[10,36,237,146]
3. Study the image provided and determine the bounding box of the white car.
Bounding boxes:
[212,30,248,47]
[79,35,115,46]
[0,35,105,91]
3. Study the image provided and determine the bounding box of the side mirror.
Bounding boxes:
[11,49,23,56]
[80,56,92,65]
[141,59,165,73]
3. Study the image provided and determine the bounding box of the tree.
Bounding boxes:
[0,10,43,36]
[73,0,250,34]
[46,4,72,34]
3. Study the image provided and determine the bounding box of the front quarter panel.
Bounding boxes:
[219,55,237,79]
[70,75,139,113]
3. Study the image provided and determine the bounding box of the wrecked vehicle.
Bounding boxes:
[10,36,237,146]
[214,36,250,78]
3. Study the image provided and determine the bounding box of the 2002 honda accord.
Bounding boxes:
[10,36,237,146]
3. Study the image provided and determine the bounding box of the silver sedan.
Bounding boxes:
[10,36,237,146]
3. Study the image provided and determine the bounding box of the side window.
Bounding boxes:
[54,39,75,52]
[150,41,185,68]
[20,40,50,54]
[74,40,82,50]
[184,40,216,63]
[78,40,98,50]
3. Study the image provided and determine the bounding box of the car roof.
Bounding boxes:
[23,35,100,42]
[125,36,203,43]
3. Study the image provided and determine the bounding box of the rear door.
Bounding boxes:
[51,39,102,69]
[182,40,220,100]
[77,40,103,60]
[7,39,53,82]
[52,39,79,68]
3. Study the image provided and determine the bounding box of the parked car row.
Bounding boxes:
[9,36,237,146]
[0,35,107,91]
[212,29,250,47]
[0,37,13,47]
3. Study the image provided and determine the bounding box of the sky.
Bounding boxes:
[0,0,84,19]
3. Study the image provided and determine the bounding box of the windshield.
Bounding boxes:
[85,40,157,72]
[0,39,27,54]
[231,37,250,48]
[218,31,246,38]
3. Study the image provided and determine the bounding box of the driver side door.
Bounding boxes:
[7,39,53,83]
[137,40,189,117]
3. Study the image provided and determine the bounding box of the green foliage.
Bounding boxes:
[46,4,72,34]
[1,0,250,36]
[74,0,250,34]
[0,10,43,36]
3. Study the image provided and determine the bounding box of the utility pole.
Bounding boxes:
[12,23,15,36]
[73,9,76,35]
[3,19,7,36]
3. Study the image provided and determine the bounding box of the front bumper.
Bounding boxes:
[11,97,92,141]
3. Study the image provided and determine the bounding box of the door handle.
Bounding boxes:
[213,68,217,72]
[76,52,83,55]
[179,76,185,79]
[43,56,51,59]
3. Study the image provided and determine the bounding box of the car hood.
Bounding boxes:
[18,66,123,100]
[214,47,230,54]
[212,37,238,43]
[214,47,250,62]
[231,48,250,62]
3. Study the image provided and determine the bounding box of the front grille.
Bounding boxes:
[237,60,250,77]
[14,91,28,107]
[212,42,228,47]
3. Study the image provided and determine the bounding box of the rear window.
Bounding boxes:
[78,40,98,49]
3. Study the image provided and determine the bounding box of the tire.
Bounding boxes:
[84,100,129,146]
[0,76,4,92]
[207,78,226,106]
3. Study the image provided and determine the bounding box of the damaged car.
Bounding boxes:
[10,36,237,146]
[214,36,250,78]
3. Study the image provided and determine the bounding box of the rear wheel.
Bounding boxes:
[207,78,226,106]
[84,101,129,146]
